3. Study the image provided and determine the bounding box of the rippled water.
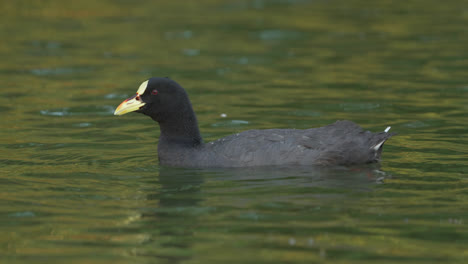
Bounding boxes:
[1,1,467,263]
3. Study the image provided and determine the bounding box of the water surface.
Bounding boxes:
[0,1,467,263]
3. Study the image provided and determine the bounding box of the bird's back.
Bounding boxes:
[190,120,394,167]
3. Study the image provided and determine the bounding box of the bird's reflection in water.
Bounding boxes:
[134,164,391,262]
[136,167,204,263]
[204,164,391,191]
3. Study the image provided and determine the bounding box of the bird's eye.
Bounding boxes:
[151,89,158,95]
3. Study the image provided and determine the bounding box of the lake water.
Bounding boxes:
[1,1,467,263]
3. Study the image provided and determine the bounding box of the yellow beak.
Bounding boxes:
[114,94,146,116]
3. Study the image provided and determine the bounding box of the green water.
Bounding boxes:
[1,1,467,263]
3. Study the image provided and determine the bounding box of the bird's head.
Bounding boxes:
[114,77,191,122]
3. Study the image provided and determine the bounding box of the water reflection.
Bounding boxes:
[136,165,391,261]
[138,168,204,262]
[202,164,390,191]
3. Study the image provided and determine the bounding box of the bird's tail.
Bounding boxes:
[370,126,396,161]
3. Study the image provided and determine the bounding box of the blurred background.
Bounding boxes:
[0,1,467,263]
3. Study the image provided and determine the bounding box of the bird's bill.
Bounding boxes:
[114,94,146,116]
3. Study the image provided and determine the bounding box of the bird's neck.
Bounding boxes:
[157,111,203,148]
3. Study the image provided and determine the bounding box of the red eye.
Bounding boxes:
[151,89,158,95]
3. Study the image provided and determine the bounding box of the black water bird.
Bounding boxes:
[114,77,395,168]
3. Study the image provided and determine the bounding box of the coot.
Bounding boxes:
[114,77,395,168]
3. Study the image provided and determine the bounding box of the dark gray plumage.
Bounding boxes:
[115,77,395,168]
